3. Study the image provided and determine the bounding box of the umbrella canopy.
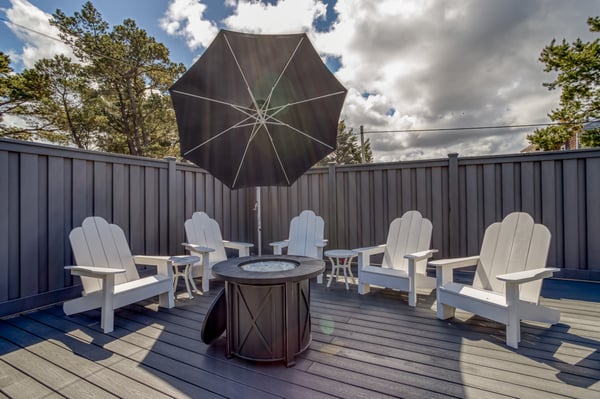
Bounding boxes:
[169,29,347,189]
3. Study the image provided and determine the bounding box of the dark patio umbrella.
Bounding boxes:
[169,29,347,190]
[169,30,347,254]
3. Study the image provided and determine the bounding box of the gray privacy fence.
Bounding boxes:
[1,137,599,316]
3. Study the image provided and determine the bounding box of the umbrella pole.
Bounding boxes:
[256,187,262,256]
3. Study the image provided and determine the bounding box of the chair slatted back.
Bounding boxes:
[185,212,227,263]
[475,212,551,303]
[287,210,325,258]
[382,211,432,274]
[69,217,139,294]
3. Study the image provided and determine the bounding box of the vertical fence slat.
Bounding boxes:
[94,162,108,219]
[8,153,19,300]
[521,162,535,216]
[563,159,579,270]
[431,167,444,256]
[587,158,600,272]
[37,156,48,293]
[20,153,39,297]
[465,165,479,255]
[360,169,372,246]
[0,151,8,301]
[48,156,65,291]
[501,163,515,215]
[145,167,158,255]
[112,163,128,235]
[448,154,459,257]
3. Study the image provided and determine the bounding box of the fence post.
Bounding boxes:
[328,162,338,248]
[165,156,177,255]
[448,153,459,257]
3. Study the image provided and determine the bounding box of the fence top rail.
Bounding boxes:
[0,138,170,168]
[456,147,600,165]
[336,159,450,172]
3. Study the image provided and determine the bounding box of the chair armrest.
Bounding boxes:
[132,255,173,276]
[223,240,253,249]
[315,240,328,248]
[430,255,480,270]
[223,240,253,257]
[404,249,438,262]
[132,255,170,267]
[270,240,289,248]
[270,240,289,255]
[354,245,386,271]
[496,267,559,284]
[432,256,480,287]
[182,243,215,254]
[65,265,126,278]
[353,244,386,256]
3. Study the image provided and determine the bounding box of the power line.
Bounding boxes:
[0,16,142,68]
[2,15,596,138]
[361,121,586,134]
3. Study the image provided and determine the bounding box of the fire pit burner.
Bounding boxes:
[239,260,297,272]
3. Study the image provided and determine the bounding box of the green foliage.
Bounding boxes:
[317,120,373,165]
[529,16,600,150]
[49,2,185,157]
[0,52,43,139]
[2,2,184,158]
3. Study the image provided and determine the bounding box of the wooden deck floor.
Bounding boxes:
[1,277,599,398]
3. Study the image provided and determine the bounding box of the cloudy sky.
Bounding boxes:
[1,0,598,162]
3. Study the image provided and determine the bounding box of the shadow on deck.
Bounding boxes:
[1,278,599,398]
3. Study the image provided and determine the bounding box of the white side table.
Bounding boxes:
[170,255,200,299]
[325,249,357,290]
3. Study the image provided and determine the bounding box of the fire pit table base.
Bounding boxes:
[226,279,310,366]
[209,255,325,367]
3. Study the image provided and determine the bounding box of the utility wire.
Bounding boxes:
[361,121,586,134]
[2,16,594,136]
[0,16,144,68]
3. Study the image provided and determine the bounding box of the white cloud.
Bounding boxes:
[223,0,327,34]
[4,0,74,69]
[312,0,600,161]
[160,0,219,50]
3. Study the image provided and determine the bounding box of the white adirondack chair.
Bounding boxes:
[354,210,437,306]
[431,212,560,348]
[183,212,253,292]
[63,217,174,333]
[270,210,327,283]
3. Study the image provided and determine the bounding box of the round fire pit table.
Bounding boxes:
[210,255,324,367]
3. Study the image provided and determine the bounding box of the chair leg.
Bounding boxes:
[358,282,370,295]
[342,266,349,290]
[317,273,323,284]
[347,264,355,285]
[506,319,520,349]
[159,291,174,308]
[505,283,520,348]
[436,291,455,319]
[101,275,116,333]
[202,266,210,292]
[437,303,455,320]
[408,286,417,307]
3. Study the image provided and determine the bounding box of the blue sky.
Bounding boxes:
[1,0,599,161]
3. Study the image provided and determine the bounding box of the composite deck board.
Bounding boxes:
[1,279,599,398]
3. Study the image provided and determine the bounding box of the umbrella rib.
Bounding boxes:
[268,91,347,114]
[170,90,255,113]
[263,125,291,185]
[265,118,334,150]
[223,33,264,121]
[264,37,304,107]
[183,115,255,156]
[232,118,265,188]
